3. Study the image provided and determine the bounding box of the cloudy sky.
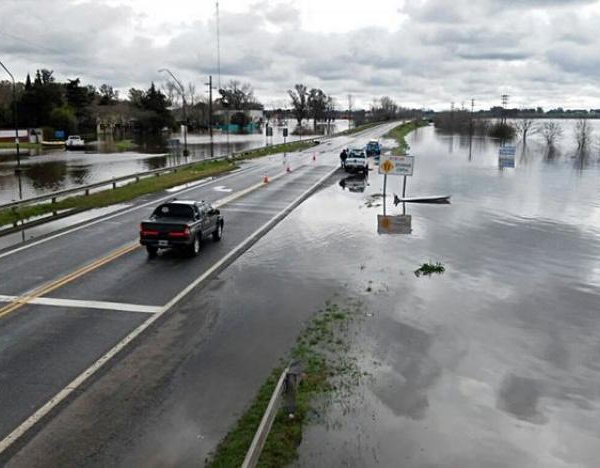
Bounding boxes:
[2,0,600,110]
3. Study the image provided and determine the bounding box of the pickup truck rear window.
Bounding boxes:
[152,204,195,219]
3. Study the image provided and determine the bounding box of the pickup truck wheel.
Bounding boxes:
[213,222,223,242]
[146,246,158,257]
[188,235,201,257]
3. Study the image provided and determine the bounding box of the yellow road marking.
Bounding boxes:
[0,163,306,321]
[0,242,139,320]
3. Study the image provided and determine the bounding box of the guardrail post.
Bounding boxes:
[85,189,89,196]
[52,197,56,204]
[283,360,304,415]
[112,178,116,189]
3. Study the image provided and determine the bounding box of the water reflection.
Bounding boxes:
[339,173,369,193]
[0,121,348,203]
[25,161,67,191]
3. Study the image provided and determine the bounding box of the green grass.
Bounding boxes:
[115,139,137,151]
[339,121,384,136]
[0,142,41,150]
[383,119,428,154]
[206,300,363,468]
[0,159,237,227]
[414,262,446,277]
[233,140,316,160]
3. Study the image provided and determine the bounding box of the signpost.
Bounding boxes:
[379,155,415,213]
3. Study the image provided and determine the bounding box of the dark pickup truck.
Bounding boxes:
[139,200,224,257]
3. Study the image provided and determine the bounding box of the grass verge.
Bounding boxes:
[207,299,364,468]
[0,142,41,150]
[0,159,236,227]
[233,140,316,160]
[115,139,137,151]
[384,119,429,154]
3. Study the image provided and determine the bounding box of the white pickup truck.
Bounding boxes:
[65,135,85,149]
[344,147,369,173]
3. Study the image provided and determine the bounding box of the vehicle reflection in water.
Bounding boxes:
[339,173,369,193]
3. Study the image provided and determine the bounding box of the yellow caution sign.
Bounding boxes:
[380,159,395,174]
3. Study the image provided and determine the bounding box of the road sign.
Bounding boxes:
[499,145,516,157]
[266,126,273,137]
[283,128,288,137]
[377,214,412,234]
[378,155,414,176]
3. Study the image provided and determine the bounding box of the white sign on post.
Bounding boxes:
[379,155,414,176]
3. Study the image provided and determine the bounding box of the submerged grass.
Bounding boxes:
[0,159,236,227]
[414,262,446,277]
[384,119,429,154]
[115,139,137,151]
[206,299,364,468]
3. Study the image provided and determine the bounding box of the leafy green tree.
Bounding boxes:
[98,84,119,105]
[49,105,77,134]
[129,83,173,133]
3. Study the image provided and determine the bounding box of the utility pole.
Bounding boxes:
[207,75,214,159]
[0,59,21,172]
[469,98,475,161]
[501,94,509,125]
[348,94,353,129]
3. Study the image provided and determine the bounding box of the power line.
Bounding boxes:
[0,29,59,54]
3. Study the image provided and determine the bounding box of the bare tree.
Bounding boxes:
[542,121,563,159]
[574,118,592,159]
[370,96,398,121]
[513,118,538,145]
[187,82,197,107]
[217,80,260,110]
[308,88,327,132]
[288,83,308,128]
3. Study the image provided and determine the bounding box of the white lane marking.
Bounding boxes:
[0,295,160,314]
[0,164,339,456]
[223,207,280,215]
[213,186,233,192]
[0,164,266,260]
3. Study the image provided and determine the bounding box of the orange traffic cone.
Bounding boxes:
[263,174,269,184]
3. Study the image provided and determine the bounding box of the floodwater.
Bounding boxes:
[0,119,348,204]
[198,123,600,467]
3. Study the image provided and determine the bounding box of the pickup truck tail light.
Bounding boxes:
[169,227,191,238]
[140,224,159,236]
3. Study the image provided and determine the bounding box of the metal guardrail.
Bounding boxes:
[0,138,322,212]
[0,156,224,211]
[242,362,303,468]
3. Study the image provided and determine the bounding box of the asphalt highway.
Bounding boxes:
[0,123,400,466]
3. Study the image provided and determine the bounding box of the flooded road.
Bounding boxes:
[194,123,600,467]
[0,119,348,204]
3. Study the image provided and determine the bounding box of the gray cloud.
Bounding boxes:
[1,0,600,110]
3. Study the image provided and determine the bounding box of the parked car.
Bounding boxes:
[344,147,369,173]
[366,139,381,158]
[139,200,224,257]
